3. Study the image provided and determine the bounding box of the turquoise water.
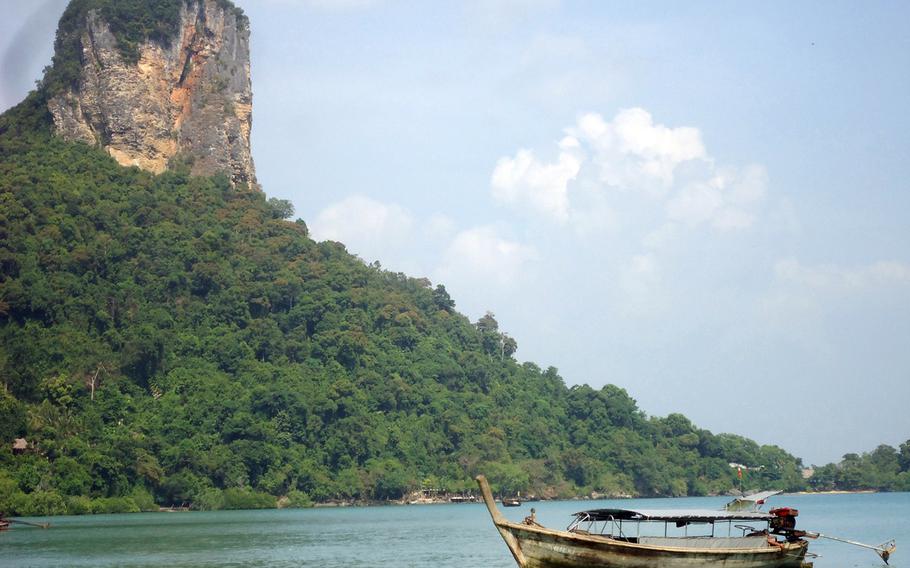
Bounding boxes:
[2,492,906,567]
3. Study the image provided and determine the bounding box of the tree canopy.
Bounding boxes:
[807,442,910,493]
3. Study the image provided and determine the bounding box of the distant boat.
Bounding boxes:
[449,495,476,503]
[502,498,522,507]
[476,475,811,567]
[0,517,50,530]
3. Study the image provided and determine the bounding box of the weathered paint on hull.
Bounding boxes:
[502,523,808,568]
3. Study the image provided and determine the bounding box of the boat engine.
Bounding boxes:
[769,507,799,533]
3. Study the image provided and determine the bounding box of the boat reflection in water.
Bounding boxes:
[476,475,812,568]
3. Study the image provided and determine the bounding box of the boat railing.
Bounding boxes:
[568,512,616,536]
[568,514,631,539]
[569,516,772,541]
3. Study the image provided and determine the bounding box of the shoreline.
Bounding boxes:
[793,489,879,495]
[10,489,896,519]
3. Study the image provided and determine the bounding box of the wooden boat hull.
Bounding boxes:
[496,522,808,568]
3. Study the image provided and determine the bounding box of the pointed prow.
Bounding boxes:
[475,475,526,566]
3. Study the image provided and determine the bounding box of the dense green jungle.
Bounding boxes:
[1,0,907,517]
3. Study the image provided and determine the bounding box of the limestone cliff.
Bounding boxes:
[46,0,256,187]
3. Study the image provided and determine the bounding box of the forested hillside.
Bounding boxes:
[0,85,808,515]
[808,442,910,492]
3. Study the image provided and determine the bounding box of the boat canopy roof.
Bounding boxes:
[725,490,782,512]
[572,508,773,523]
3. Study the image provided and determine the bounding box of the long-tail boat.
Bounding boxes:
[476,475,812,567]
[0,515,50,531]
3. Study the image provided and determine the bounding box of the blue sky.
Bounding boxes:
[2,0,908,465]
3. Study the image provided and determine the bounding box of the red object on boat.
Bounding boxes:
[770,507,799,518]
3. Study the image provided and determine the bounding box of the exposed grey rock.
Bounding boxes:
[47,0,256,187]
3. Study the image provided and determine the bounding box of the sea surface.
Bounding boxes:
[2,492,906,567]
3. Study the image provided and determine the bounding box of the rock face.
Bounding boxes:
[47,0,256,187]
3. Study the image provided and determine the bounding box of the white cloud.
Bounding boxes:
[310,195,413,260]
[489,107,767,239]
[565,180,618,236]
[435,226,538,289]
[491,136,582,222]
[666,164,767,231]
[665,179,723,227]
[573,108,706,193]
